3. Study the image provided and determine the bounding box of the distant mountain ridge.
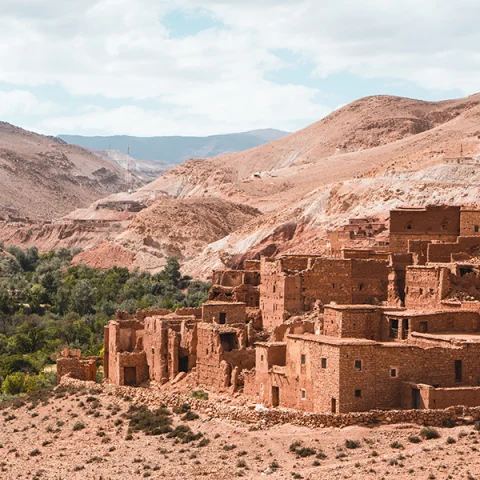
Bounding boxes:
[58,129,289,165]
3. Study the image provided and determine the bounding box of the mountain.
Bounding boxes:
[0,122,141,221]
[3,94,480,276]
[94,149,174,182]
[57,129,290,165]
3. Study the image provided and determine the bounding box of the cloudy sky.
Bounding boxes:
[0,0,478,137]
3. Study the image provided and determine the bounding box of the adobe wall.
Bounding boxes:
[202,302,247,325]
[428,236,480,263]
[56,352,97,383]
[323,306,383,341]
[417,385,480,409]
[115,351,149,386]
[341,249,388,261]
[404,266,451,309]
[389,206,460,253]
[196,324,254,390]
[460,210,480,236]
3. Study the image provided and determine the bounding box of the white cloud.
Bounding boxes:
[0,0,479,136]
[0,90,58,116]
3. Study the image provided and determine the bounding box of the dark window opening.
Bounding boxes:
[460,266,474,276]
[402,318,409,339]
[475,225,479,233]
[301,389,306,399]
[354,360,362,371]
[355,389,362,397]
[412,388,420,409]
[321,358,327,369]
[407,223,412,230]
[220,332,239,352]
[219,312,227,324]
[389,319,399,338]
[301,354,306,365]
[455,360,463,383]
[419,288,423,295]
[179,356,188,373]
[260,355,264,362]
[390,368,397,378]
[359,283,364,291]
[332,283,336,289]
[272,386,280,407]
[331,397,337,413]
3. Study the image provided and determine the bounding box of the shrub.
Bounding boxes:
[73,422,85,431]
[181,411,199,422]
[166,424,202,444]
[391,441,404,449]
[420,427,440,440]
[126,405,172,436]
[442,419,455,428]
[289,441,302,453]
[236,459,247,468]
[297,447,316,458]
[1,372,25,395]
[345,439,360,449]
[446,436,456,444]
[198,438,210,447]
[29,449,41,456]
[173,403,191,414]
[408,435,422,444]
[189,390,208,400]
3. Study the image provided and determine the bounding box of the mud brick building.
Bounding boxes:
[81,203,480,415]
[259,255,388,328]
[56,348,97,382]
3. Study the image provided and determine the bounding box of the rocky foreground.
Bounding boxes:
[1,378,480,479]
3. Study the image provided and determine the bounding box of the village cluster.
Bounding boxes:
[58,205,480,414]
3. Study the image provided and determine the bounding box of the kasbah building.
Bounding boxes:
[58,205,480,414]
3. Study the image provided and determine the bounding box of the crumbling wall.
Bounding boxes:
[404,266,451,309]
[428,237,480,263]
[56,349,97,382]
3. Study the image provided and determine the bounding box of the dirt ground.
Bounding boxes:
[1,383,480,480]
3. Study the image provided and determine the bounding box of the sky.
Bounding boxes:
[0,0,478,137]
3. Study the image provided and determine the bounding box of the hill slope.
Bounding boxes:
[0,122,139,221]
[58,129,289,165]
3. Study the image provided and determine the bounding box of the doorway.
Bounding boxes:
[412,388,421,409]
[219,312,227,324]
[124,366,137,386]
[331,397,337,413]
[179,356,189,373]
[402,319,409,339]
[455,360,463,383]
[272,386,280,407]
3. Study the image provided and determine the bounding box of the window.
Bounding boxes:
[219,312,227,324]
[260,355,264,362]
[475,225,479,233]
[455,360,463,383]
[389,319,399,338]
[332,283,336,289]
[354,389,362,397]
[301,389,306,400]
[359,283,364,291]
[354,360,362,371]
[407,223,412,230]
[321,358,327,369]
[301,354,306,365]
[390,368,397,378]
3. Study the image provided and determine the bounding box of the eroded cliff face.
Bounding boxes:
[2,94,480,276]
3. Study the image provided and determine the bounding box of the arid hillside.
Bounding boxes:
[70,197,262,271]
[3,93,480,276]
[0,122,139,221]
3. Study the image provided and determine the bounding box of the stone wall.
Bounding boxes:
[460,209,480,236]
[56,349,97,383]
[202,302,247,325]
[427,236,480,263]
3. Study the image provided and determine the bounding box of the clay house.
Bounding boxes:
[56,348,98,383]
[259,255,389,328]
[209,261,261,307]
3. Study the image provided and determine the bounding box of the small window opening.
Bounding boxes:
[260,355,264,362]
[455,359,463,383]
[475,225,479,233]
[301,389,306,400]
[354,389,362,397]
[390,368,397,378]
[354,360,362,371]
[407,223,412,230]
[301,354,306,365]
[389,319,399,338]
[220,332,239,352]
[332,283,336,289]
[321,358,327,369]
[219,312,227,324]
[359,283,364,291]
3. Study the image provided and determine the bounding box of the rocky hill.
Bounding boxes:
[3,94,480,275]
[0,122,139,221]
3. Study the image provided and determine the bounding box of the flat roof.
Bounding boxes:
[412,332,480,343]
[255,342,287,347]
[202,301,246,306]
[287,334,376,346]
[385,309,480,317]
